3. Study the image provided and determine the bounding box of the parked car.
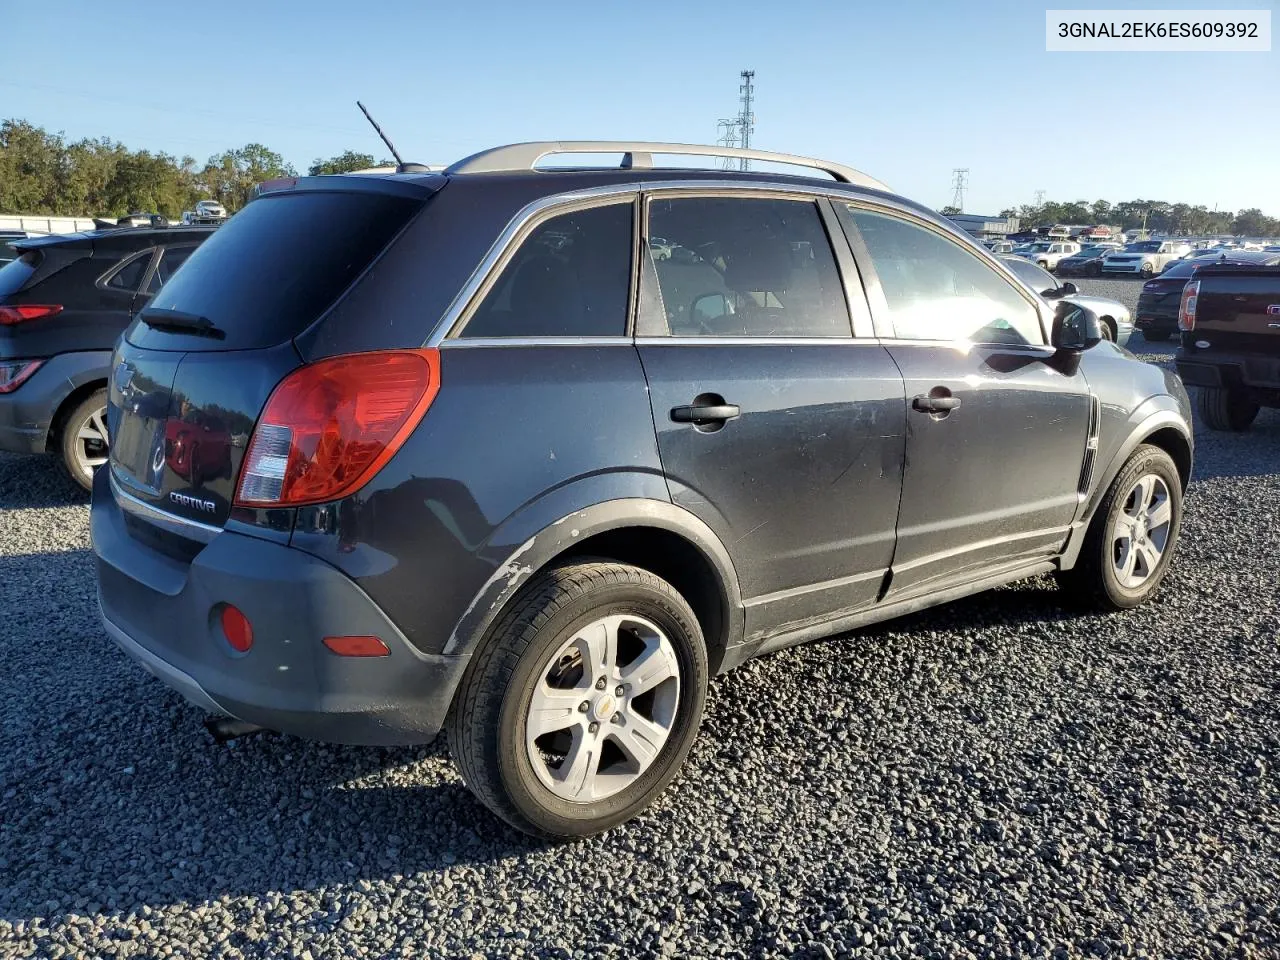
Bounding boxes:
[984,240,1014,255]
[0,226,214,488]
[1056,244,1117,277]
[1103,240,1191,278]
[92,140,1192,838]
[1175,262,1280,430]
[999,255,1133,345]
[1137,253,1280,343]
[1016,240,1081,272]
[183,200,228,226]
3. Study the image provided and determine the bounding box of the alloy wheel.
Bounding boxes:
[526,613,680,803]
[74,405,110,480]
[1111,473,1172,589]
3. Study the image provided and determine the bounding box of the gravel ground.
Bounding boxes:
[3,306,1279,958]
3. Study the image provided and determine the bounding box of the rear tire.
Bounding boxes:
[447,561,708,839]
[58,388,109,492]
[1196,386,1259,432]
[1058,444,1182,611]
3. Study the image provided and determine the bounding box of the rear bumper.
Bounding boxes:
[91,468,470,745]
[0,350,111,455]
[1176,350,1280,390]
[1134,310,1178,335]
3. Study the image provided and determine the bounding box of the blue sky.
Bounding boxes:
[4,0,1276,215]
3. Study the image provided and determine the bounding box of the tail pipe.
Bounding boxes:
[204,716,267,743]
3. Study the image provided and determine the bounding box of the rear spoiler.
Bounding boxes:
[247,172,446,204]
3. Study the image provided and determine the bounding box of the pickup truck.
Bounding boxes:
[1174,264,1280,431]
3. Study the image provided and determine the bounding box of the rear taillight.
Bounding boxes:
[0,359,44,394]
[1178,280,1200,332]
[0,304,63,325]
[234,349,440,507]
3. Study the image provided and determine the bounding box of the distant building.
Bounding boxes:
[945,213,1019,239]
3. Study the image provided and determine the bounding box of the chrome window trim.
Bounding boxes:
[634,336,873,347]
[440,336,634,348]
[423,179,929,347]
[110,470,221,544]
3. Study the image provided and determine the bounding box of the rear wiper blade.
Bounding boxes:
[138,308,225,339]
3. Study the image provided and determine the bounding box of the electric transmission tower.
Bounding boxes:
[950,168,969,212]
[1034,189,1046,207]
[715,70,756,170]
[736,70,755,170]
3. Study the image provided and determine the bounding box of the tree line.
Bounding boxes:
[0,119,389,219]
[4,118,1276,235]
[940,198,1278,238]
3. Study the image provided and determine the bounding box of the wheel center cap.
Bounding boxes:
[592,695,616,721]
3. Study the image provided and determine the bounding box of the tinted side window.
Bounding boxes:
[645,197,849,337]
[146,244,197,294]
[1002,256,1057,294]
[463,203,633,338]
[106,250,154,292]
[839,206,1043,346]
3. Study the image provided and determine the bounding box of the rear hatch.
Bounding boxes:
[108,180,434,539]
[1189,266,1280,355]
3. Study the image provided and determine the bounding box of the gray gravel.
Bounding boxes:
[3,319,1279,958]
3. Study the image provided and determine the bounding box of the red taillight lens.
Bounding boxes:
[322,635,391,657]
[235,349,440,507]
[1178,280,1200,332]
[0,304,63,325]
[220,605,254,653]
[0,359,44,394]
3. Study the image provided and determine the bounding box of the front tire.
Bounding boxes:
[1140,262,1155,278]
[1196,385,1259,432]
[447,561,708,838]
[58,388,109,492]
[1058,445,1182,610]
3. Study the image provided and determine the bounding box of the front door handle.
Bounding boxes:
[671,402,741,424]
[912,394,961,413]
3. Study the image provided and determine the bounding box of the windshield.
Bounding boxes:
[1160,261,1199,278]
[1127,241,1161,252]
[1026,242,1052,252]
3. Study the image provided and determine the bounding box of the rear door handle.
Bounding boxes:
[912,395,961,413]
[670,403,740,424]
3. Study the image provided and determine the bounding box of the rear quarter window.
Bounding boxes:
[128,191,422,351]
[0,251,42,298]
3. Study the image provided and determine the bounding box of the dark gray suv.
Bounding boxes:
[91,142,1193,838]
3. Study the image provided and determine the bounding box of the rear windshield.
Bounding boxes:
[0,250,41,297]
[129,190,421,351]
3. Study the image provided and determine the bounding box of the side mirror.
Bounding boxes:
[691,292,733,324]
[1058,280,1078,295]
[1051,300,1103,352]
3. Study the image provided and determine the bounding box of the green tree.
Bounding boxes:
[939,205,961,215]
[0,119,64,213]
[199,143,296,213]
[308,150,377,176]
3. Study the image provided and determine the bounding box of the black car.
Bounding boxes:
[0,226,214,488]
[1056,244,1117,277]
[92,141,1192,838]
[1135,252,1280,341]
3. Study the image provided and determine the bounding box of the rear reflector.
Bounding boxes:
[0,304,63,325]
[1178,280,1200,332]
[220,605,254,653]
[235,349,440,507]
[0,359,43,394]
[323,635,390,657]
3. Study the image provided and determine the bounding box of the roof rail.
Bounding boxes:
[445,141,889,191]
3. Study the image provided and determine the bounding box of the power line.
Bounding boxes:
[950,168,968,212]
